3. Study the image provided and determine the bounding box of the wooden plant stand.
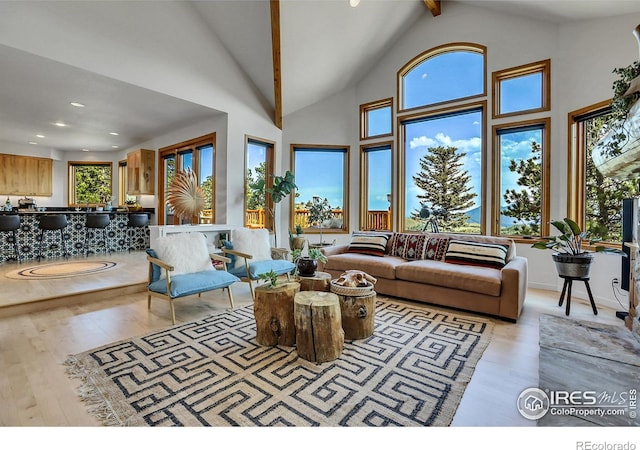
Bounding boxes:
[336,291,376,340]
[294,291,344,363]
[254,281,300,347]
[296,271,331,292]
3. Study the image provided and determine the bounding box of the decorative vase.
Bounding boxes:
[290,236,306,251]
[297,257,317,277]
[552,252,594,278]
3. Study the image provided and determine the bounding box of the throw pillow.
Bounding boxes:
[222,240,236,268]
[347,232,390,257]
[230,228,272,270]
[389,232,410,257]
[153,232,214,279]
[423,237,449,261]
[402,234,428,260]
[444,240,509,269]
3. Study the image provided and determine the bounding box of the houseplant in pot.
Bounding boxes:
[296,248,328,277]
[532,217,625,278]
[289,224,306,251]
[307,196,333,246]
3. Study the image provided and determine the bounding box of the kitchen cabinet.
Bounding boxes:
[0,153,53,196]
[127,149,155,195]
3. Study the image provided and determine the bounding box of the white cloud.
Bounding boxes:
[421,73,428,79]
[409,133,481,154]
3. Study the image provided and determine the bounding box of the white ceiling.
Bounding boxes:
[1,0,640,152]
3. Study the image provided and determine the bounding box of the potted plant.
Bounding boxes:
[251,170,297,247]
[257,269,280,288]
[532,218,625,278]
[289,224,306,251]
[296,247,328,277]
[307,196,333,246]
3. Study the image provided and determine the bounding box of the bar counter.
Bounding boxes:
[0,209,154,262]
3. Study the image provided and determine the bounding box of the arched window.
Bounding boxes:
[398,43,486,112]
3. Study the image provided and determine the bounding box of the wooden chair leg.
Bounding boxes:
[147,293,152,310]
[227,286,235,309]
[248,278,255,299]
[169,299,176,325]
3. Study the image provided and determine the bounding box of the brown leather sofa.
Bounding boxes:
[320,232,528,322]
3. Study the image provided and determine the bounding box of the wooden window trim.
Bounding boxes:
[360,98,393,141]
[491,117,551,238]
[244,135,275,231]
[360,141,393,231]
[492,59,551,119]
[397,42,487,114]
[397,100,487,234]
[290,144,350,235]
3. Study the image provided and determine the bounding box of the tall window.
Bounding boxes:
[245,137,274,230]
[360,98,392,140]
[493,119,550,237]
[400,106,484,233]
[398,44,486,234]
[399,43,486,111]
[68,161,112,206]
[569,102,639,242]
[360,143,392,231]
[292,145,349,236]
[493,59,550,118]
[159,133,215,225]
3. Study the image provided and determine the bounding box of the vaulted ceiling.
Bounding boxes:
[1,0,639,152]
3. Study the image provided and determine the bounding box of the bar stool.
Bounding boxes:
[84,213,111,256]
[0,214,21,262]
[127,213,149,252]
[37,214,69,261]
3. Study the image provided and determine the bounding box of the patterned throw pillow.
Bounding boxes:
[347,232,390,257]
[444,240,509,269]
[402,234,428,260]
[423,237,449,261]
[389,233,409,257]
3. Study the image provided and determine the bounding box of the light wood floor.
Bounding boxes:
[0,252,628,430]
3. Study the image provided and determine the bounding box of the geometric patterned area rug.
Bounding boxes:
[64,298,493,426]
[5,261,117,280]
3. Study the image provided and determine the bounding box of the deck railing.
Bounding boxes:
[244,208,390,231]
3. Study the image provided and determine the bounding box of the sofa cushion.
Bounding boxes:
[395,260,502,297]
[230,228,272,270]
[444,240,509,269]
[228,259,295,279]
[323,252,406,280]
[423,237,449,261]
[347,232,390,257]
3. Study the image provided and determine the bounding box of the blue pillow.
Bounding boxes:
[145,248,162,282]
[222,240,236,268]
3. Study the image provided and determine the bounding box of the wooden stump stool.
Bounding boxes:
[294,291,344,363]
[336,291,376,340]
[254,282,300,347]
[296,271,331,292]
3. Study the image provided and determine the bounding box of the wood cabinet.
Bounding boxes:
[127,149,155,195]
[0,153,53,196]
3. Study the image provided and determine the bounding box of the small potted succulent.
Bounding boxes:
[532,217,625,278]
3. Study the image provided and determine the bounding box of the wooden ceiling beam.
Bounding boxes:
[424,0,441,17]
[270,0,283,129]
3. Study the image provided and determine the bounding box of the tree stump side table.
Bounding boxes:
[254,281,300,347]
[296,271,331,292]
[294,291,344,363]
[334,291,376,340]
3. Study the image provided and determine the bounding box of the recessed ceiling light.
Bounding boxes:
[36,134,45,138]
[82,148,90,152]
[70,102,85,108]
[109,132,119,136]
[349,0,360,6]
[54,122,67,127]
[112,145,119,149]
[28,141,38,145]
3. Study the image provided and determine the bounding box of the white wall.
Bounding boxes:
[282,2,640,311]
